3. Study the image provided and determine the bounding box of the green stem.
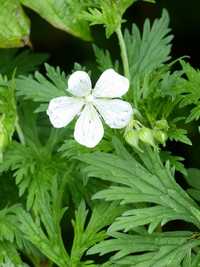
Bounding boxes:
[116,26,130,80]
[15,120,25,145]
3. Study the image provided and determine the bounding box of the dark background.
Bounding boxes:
[24,0,200,167]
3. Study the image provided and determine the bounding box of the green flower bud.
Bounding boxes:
[155,119,169,131]
[124,129,142,151]
[138,127,155,147]
[153,130,167,145]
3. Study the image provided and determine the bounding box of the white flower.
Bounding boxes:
[47,69,133,148]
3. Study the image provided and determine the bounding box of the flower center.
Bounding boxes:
[85,94,95,103]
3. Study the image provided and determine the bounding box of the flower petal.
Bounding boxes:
[94,99,133,128]
[74,104,104,148]
[93,69,129,98]
[47,96,84,128]
[68,71,92,97]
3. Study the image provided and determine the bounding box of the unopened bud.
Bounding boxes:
[138,127,155,147]
[153,130,167,145]
[154,119,169,131]
[124,129,142,151]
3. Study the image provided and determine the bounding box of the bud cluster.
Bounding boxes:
[124,117,169,151]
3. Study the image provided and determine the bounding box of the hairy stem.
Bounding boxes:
[116,26,130,80]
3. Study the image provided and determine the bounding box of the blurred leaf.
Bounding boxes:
[185,168,200,202]
[186,168,200,190]
[0,77,17,158]
[0,49,48,78]
[0,242,24,266]
[0,173,19,209]
[0,0,30,48]
[20,0,92,41]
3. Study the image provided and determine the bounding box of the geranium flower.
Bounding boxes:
[47,69,133,148]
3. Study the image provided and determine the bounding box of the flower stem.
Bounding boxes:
[15,120,25,145]
[116,26,130,80]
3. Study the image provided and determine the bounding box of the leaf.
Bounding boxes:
[0,0,30,48]
[79,141,200,264]
[83,0,152,38]
[125,9,172,82]
[88,231,200,267]
[16,64,67,111]
[160,151,187,176]
[20,0,92,41]
[70,201,125,266]
[0,140,68,211]
[0,77,17,158]
[178,61,200,122]
[0,242,24,266]
[185,169,200,190]
[82,0,123,38]
[0,205,28,265]
[0,49,48,78]
[93,45,119,72]
[17,196,69,267]
[0,205,21,243]
[168,128,192,145]
[184,169,200,202]
[78,141,200,231]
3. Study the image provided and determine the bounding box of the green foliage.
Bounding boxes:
[0,49,48,78]
[83,0,154,38]
[77,140,200,265]
[17,188,69,267]
[0,77,17,159]
[16,64,67,112]
[93,45,119,72]
[160,151,187,176]
[185,168,200,202]
[118,10,193,146]
[70,201,125,267]
[0,2,200,267]
[20,0,92,41]
[0,138,68,210]
[0,205,27,266]
[178,61,200,122]
[16,187,122,267]
[88,231,200,267]
[0,0,30,48]
[79,140,200,230]
[125,9,172,91]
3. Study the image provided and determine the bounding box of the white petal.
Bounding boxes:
[74,104,104,148]
[47,96,84,128]
[94,99,133,129]
[93,69,129,98]
[68,71,92,97]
